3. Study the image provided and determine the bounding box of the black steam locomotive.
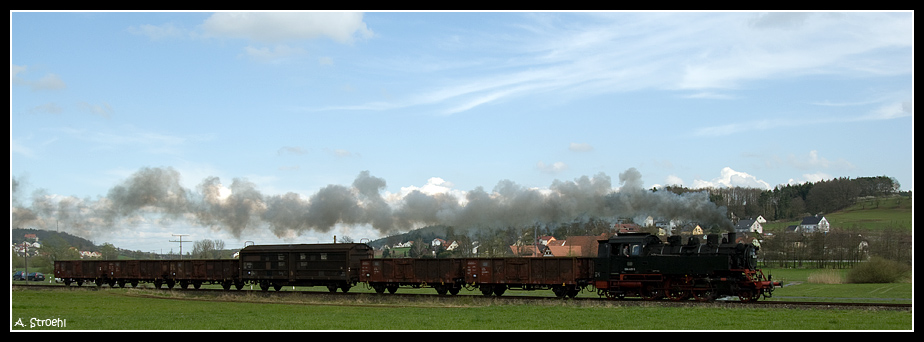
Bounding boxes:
[593,232,779,301]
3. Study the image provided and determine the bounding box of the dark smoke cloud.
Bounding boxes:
[10,166,732,243]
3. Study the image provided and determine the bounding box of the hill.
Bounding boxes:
[12,228,98,251]
[762,195,912,232]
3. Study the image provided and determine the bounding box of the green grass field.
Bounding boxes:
[11,283,912,331]
[762,196,912,232]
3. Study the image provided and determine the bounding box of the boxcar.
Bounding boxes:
[360,258,465,295]
[239,243,373,292]
[463,257,595,298]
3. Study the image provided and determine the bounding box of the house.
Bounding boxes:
[507,233,608,257]
[678,223,703,236]
[799,215,830,233]
[734,219,763,235]
[614,223,641,233]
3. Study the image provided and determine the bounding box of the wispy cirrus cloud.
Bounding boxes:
[322,12,911,116]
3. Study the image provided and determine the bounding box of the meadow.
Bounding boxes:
[11,277,912,331]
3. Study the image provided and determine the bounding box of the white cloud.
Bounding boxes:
[11,65,67,91]
[536,161,568,174]
[691,167,772,190]
[128,23,185,40]
[568,142,594,152]
[664,175,684,186]
[201,12,373,44]
[787,150,855,171]
[242,45,307,63]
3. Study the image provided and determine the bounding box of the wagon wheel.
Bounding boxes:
[273,284,282,291]
[193,281,202,290]
[449,286,460,295]
[493,286,506,296]
[387,285,399,294]
[259,281,269,291]
[117,280,126,288]
[340,284,351,293]
[108,279,117,288]
[435,285,448,295]
[180,280,190,290]
[130,280,139,288]
[567,287,581,298]
[235,281,245,290]
[154,279,163,289]
[221,281,232,291]
[327,284,339,293]
[372,284,386,294]
[76,280,84,287]
[480,285,494,297]
[552,286,565,298]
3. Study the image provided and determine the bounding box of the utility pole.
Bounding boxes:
[170,234,189,259]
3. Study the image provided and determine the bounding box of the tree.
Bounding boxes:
[192,239,226,259]
[100,243,119,259]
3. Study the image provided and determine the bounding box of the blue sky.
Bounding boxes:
[11,11,913,253]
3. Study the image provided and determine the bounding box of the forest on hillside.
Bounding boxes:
[658,176,905,222]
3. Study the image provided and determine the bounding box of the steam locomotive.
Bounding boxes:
[593,232,779,302]
[54,232,780,302]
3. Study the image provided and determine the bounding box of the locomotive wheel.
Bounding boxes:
[641,285,664,300]
[667,287,690,301]
[693,288,716,302]
[737,289,761,302]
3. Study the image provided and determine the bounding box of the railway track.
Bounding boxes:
[13,283,911,310]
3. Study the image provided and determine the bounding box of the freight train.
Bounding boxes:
[53,232,781,302]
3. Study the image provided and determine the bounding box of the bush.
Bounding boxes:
[846,257,911,283]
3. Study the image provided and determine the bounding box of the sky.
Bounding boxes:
[10,11,913,254]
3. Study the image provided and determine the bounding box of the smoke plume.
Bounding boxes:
[10,166,732,243]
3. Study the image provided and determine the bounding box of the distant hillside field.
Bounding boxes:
[763,196,912,232]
